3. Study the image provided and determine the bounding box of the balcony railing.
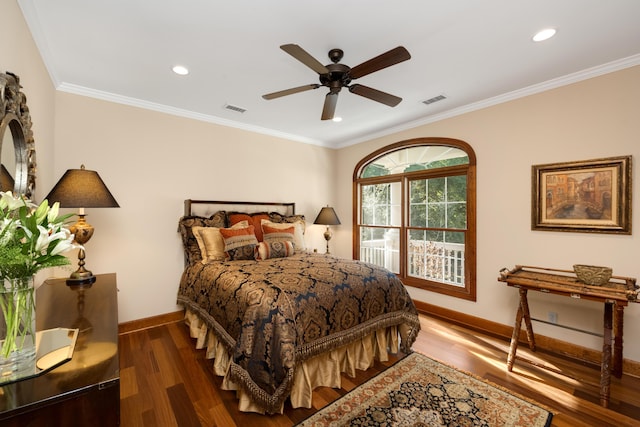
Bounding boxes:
[360,239,465,287]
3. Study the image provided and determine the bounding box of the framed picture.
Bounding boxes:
[532,156,632,234]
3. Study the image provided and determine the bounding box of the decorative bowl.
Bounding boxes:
[573,264,612,286]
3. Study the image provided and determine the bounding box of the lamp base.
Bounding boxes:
[66,265,96,286]
[66,275,96,287]
[67,216,96,286]
[324,226,332,254]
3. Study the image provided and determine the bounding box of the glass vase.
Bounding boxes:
[0,276,36,378]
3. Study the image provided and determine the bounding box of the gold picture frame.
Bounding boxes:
[532,156,632,234]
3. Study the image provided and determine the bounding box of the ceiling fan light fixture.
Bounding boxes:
[532,28,556,42]
[172,65,189,75]
[332,117,342,122]
[264,44,410,120]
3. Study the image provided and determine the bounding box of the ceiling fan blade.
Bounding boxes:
[349,84,402,107]
[280,44,329,75]
[262,84,320,100]
[321,92,339,120]
[349,46,411,79]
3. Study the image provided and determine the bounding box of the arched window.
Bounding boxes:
[353,137,477,300]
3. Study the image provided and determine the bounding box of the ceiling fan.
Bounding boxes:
[262,44,411,120]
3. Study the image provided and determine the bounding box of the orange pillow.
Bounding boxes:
[229,213,270,241]
[219,225,258,260]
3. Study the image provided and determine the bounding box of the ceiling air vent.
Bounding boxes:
[422,95,446,105]
[223,104,247,113]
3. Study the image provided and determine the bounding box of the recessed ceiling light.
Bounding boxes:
[532,28,556,42]
[172,65,189,75]
[332,117,342,122]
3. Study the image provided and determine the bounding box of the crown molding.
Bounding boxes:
[56,82,326,147]
[335,54,640,149]
[53,52,640,151]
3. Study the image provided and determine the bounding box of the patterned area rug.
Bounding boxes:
[295,352,553,427]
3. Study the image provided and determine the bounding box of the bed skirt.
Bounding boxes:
[183,309,409,413]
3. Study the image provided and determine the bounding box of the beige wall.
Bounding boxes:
[335,66,640,361]
[52,93,337,323]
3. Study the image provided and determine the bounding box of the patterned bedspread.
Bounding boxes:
[177,252,420,413]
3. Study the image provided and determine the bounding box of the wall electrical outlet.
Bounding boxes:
[547,311,558,324]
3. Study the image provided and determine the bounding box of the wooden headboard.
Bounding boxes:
[184,199,296,217]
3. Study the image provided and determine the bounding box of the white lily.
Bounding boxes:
[47,202,60,223]
[0,217,16,233]
[0,191,29,211]
[34,225,75,255]
[50,235,79,256]
[0,218,16,245]
[34,225,52,254]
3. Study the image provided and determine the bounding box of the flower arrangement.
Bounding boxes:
[0,191,77,359]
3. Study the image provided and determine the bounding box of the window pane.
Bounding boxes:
[409,180,427,227]
[427,203,445,228]
[447,175,467,202]
[447,202,467,229]
[360,182,401,226]
[410,175,467,230]
[410,204,426,227]
[359,227,400,273]
[374,205,389,225]
[410,180,426,203]
[362,205,373,224]
[360,146,469,177]
[407,230,465,286]
[427,178,445,203]
[361,163,390,178]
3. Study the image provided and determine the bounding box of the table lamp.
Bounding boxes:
[314,206,341,254]
[45,165,119,285]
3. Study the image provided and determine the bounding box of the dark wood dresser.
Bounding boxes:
[0,273,120,426]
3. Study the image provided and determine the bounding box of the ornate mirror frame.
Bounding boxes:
[0,71,36,198]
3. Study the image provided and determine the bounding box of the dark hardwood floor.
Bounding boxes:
[119,314,640,426]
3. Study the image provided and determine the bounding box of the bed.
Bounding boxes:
[176,200,420,414]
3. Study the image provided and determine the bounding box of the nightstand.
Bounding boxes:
[0,273,120,426]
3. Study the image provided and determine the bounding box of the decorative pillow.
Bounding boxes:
[262,224,295,245]
[219,225,259,260]
[261,219,306,252]
[257,241,295,260]
[268,213,306,230]
[228,212,270,242]
[178,211,227,264]
[267,213,306,246]
[192,220,249,263]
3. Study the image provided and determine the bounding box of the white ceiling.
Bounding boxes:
[18,0,640,149]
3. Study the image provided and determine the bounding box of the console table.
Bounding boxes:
[499,265,638,408]
[0,273,119,426]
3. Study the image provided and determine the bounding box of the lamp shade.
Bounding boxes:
[314,206,341,226]
[45,165,119,208]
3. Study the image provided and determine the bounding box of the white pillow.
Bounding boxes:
[193,220,249,263]
[261,219,306,252]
